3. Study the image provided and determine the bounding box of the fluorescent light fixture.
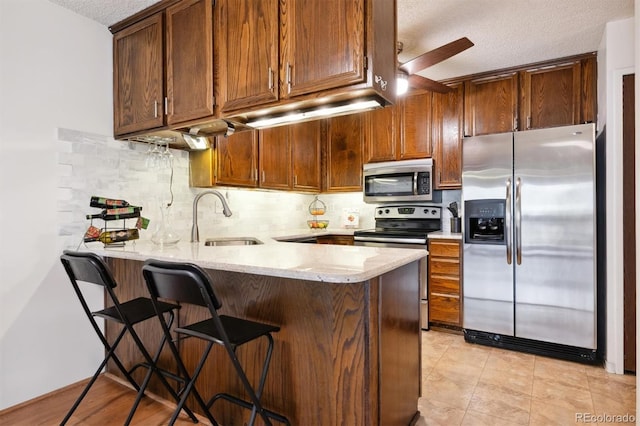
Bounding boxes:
[182,133,210,150]
[396,72,409,96]
[246,99,383,129]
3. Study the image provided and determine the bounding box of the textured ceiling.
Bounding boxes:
[48,0,634,81]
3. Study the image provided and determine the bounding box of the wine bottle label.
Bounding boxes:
[136,217,150,230]
[83,225,101,242]
[98,229,140,244]
[105,206,141,215]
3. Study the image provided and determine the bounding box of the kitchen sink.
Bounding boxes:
[204,237,263,246]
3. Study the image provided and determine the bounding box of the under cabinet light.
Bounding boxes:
[182,134,210,150]
[396,72,409,96]
[246,99,383,129]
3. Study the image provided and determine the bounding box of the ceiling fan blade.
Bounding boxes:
[407,74,453,93]
[399,37,474,75]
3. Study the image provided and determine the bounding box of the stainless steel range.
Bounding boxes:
[354,205,442,330]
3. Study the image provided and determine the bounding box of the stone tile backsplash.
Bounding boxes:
[56,128,377,247]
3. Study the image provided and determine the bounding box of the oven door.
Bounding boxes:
[354,239,429,330]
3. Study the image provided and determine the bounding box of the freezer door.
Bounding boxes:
[513,124,596,349]
[462,133,515,335]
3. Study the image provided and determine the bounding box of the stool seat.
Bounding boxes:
[176,315,280,347]
[94,297,178,325]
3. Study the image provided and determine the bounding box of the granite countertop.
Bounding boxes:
[427,231,462,240]
[82,228,426,283]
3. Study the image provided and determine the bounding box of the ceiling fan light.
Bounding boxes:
[396,73,409,95]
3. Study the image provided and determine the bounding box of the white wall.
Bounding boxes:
[598,16,636,375]
[0,0,114,409]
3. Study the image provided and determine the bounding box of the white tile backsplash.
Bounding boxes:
[56,129,377,247]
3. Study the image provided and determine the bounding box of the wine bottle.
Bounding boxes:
[86,206,142,221]
[90,196,129,209]
[97,229,139,244]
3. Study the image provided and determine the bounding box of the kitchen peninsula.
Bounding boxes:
[86,234,425,426]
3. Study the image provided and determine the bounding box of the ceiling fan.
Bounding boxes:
[396,37,474,94]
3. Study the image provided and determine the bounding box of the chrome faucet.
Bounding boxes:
[191,190,233,242]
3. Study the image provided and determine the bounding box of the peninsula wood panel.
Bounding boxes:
[104,257,421,425]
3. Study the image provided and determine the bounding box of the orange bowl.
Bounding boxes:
[307,220,329,230]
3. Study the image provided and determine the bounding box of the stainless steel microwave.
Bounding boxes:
[363,159,438,203]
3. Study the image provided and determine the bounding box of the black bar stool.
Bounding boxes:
[142,259,290,426]
[59,251,202,425]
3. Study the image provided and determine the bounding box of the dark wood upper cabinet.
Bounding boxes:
[291,121,322,192]
[400,91,433,159]
[282,0,365,98]
[259,126,292,190]
[364,105,397,163]
[432,83,463,189]
[216,0,279,113]
[113,0,214,137]
[165,0,214,125]
[113,13,164,136]
[464,73,518,136]
[325,114,364,192]
[216,130,258,187]
[519,56,597,130]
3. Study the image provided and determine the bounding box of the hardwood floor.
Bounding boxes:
[0,374,212,426]
[1,331,635,425]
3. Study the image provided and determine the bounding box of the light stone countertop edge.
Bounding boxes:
[80,228,426,283]
[427,231,462,240]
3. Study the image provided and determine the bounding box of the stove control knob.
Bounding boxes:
[431,209,437,215]
[423,209,429,214]
[384,209,390,214]
[378,209,384,215]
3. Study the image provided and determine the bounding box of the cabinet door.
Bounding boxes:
[325,115,363,192]
[165,0,214,125]
[216,131,258,187]
[113,13,164,136]
[217,0,279,112]
[520,61,581,130]
[364,106,397,163]
[580,56,597,125]
[399,91,432,159]
[282,0,365,98]
[464,73,518,136]
[259,126,291,189]
[291,121,321,191]
[432,84,463,189]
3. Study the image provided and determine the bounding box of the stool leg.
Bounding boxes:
[169,341,217,426]
[124,312,199,425]
[248,334,275,425]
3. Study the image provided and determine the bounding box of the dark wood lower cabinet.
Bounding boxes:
[105,257,420,425]
[428,239,462,328]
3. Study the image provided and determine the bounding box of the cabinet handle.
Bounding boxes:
[268,67,273,91]
[154,100,158,118]
[262,170,265,182]
[286,62,292,94]
[164,97,169,116]
[527,116,531,129]
[294,175,298,186]
[255,168,258,182]
[513,117,518,131]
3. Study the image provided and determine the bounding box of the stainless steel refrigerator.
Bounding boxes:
[461,123,597,362]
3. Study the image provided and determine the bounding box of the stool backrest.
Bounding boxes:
[61,250,117,290]
[142,260,222,311]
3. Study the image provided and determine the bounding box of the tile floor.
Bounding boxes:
[416,330,636,426]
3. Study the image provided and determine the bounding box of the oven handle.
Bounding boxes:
[353,235,428,245]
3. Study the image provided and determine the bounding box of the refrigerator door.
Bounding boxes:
[462,133,515,335]
[513,124,596,348]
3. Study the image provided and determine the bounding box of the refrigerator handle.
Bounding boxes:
[515,177,522,265]
[505,178,512,265]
